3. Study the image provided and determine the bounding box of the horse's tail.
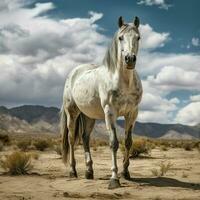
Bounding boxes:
[60,105,84,165]
[60,105,69,165]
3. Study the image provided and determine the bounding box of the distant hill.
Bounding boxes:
[0,105,199,139]
[0,105,59,123]
[117,120,200,139]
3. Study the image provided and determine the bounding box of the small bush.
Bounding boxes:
[182,171,188,178]
[160,145,168,151]
[183,143,193,151]
[33,139,51,151]
[120,138,151,158]
[0,141,3,151]
[29,152,39,160]
[0,133,10,145]
[17,140,31,151]
[151,161,173,177]
[0,151,33,175]
[130,138,151,158]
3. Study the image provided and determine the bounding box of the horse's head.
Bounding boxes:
[117,16,140,70]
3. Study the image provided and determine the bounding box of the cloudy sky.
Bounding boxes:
[0,0,200,125]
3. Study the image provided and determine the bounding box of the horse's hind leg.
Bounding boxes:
[81,115,95,179]
[66,108,80,178]
[121,109,138,180]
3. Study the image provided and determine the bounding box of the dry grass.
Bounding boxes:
[151,161,173,177]
[0,151,33,175]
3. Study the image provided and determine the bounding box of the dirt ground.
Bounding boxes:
[0,146,200,200]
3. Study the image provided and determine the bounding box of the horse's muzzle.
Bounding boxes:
[125,55,136,69]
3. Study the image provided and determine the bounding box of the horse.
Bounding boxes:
[60,16,143,189]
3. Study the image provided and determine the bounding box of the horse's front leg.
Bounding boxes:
[121,109,138,180]
[104,104,120,189]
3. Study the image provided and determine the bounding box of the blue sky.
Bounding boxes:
[0,0,200,125]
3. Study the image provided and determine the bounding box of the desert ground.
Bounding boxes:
[0,140,200,200]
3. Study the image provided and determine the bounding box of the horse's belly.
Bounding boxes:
[72,80,104,119]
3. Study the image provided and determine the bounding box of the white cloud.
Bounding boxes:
[137,52,200,77]
[0,2,108,106]
[139,24,170,50]
[138,92,179,123]
[191,37,200,47]
[137,0,171,10]
[176,102,200,126]
[190,94,200,102]
[146,66,200,92]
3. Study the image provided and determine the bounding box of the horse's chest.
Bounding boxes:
[111,89,142,116]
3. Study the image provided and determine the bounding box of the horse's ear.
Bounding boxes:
[134,16,140,28]
[118,16,124,28]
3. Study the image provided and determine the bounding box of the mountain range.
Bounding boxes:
[0,105,199,139]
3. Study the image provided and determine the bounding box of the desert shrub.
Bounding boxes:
[29,152,39,160]
[120,138,151,158]
[54,144,62,155]
[92,145,98,151]
[0,141,3,151]
[151,161,173,177]
[95,139,108,146]
[17,140,31,151]
[160,145,168,151]
[90,139,108,147]
[182,171,188,178]
[0,151,33,175]
[183,143,193,151]
[0,133,10,145]
[193,141,200,153]
[130,138,151,158]
[33,139,51,151]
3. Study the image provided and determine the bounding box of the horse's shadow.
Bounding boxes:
[129,177,200,190]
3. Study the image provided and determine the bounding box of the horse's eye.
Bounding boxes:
[138,36,141,41]
[119,36,124,41]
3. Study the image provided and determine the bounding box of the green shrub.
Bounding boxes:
[0,151,33,175]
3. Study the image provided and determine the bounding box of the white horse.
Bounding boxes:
[60,16,143,189]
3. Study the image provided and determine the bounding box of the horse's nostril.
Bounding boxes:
[132,55,136,62]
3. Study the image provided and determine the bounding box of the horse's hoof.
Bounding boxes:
[121,170,131,180]
[108,178,121,189]
[69,170,78,178]
[85,170,94,179]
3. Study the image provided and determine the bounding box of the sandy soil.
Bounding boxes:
[0,146,200,200]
